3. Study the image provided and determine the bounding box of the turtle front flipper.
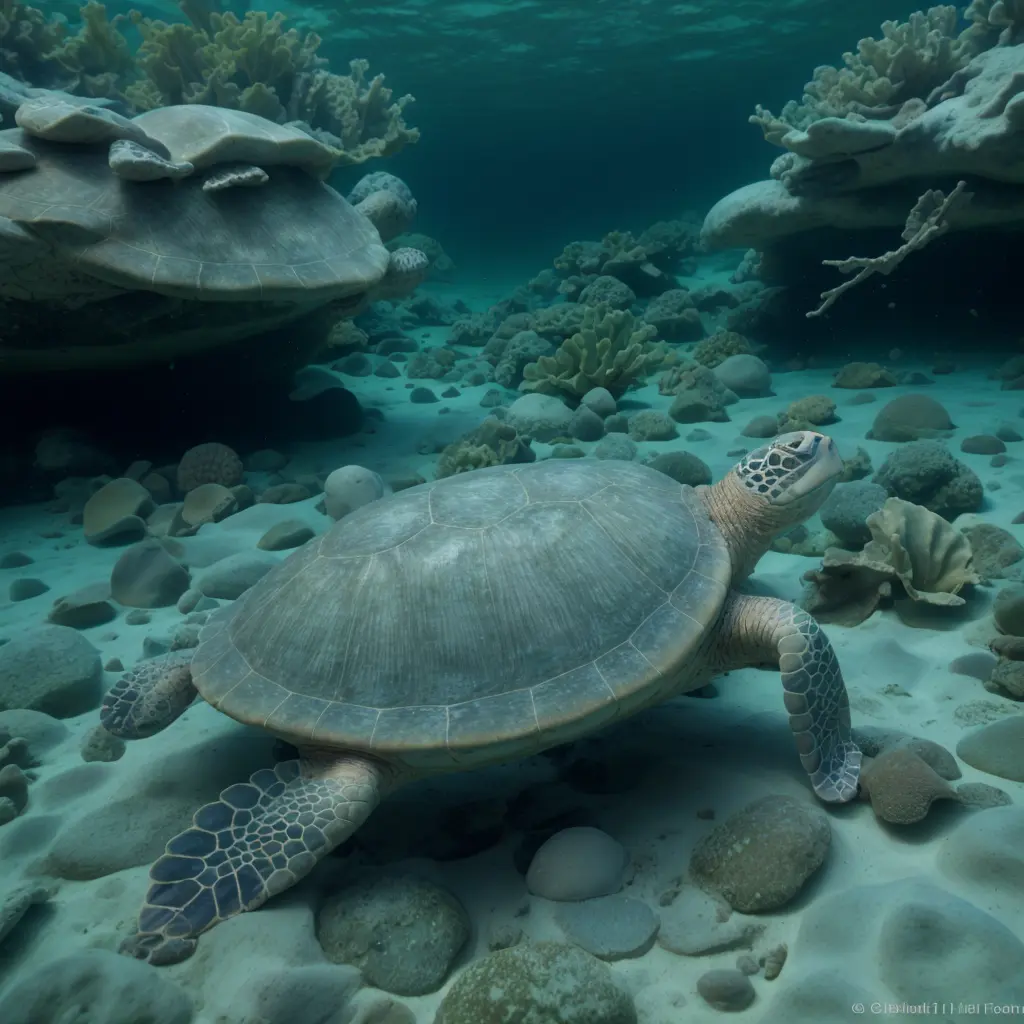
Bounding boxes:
[715,594,862,803]
[120,755,387,966]
[100,651,197,739]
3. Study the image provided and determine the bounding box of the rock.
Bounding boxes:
[860,748,960,824]
[0,551,33,568]
[171,482,238,535]
[955,782,1011,810]
[868,394,954,442]
[657,884,763,955]
[646,450,711,487]
[507,393,574,442]
[80,724,125,763]
[873,440,983,520]
[434,942,636,1024]
[689,795,830,912]
[569,404,605,441]
[9,577,48,602]
[741,414,779,438]
[833,361,897,389]
[526,826,628,901]
[961,434,1006,455]
[696,969,756,1012]
[324,465,389,520]
[82,478,154,545]
[594,433,637,461]
[109,539,190,608]
[627,410,677,441]
[0,764,28,814]
[994,584,1024,635]
[228,964,363,1024]
[554,895,659,961]
[0,625,102,717]
[0,948,193,1024]
[963,523,1024,579]
[47,582,117,629]
[581,387,617,418]
[259,483,311,504]
[316,874,469,996]
[957,717,1024,781]
[0,710,67,756]
[713,354,772,397]
[818,480,888,547]
[195,551,278,600]
[410,386,438,403]
[258,520,316,551]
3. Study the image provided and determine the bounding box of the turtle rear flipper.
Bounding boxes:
[120,756,386,966]
[100,650,197,739]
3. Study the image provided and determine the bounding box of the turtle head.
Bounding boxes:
[735,431,843,516]
[702,431,843,582]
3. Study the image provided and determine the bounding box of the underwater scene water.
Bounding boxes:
[4,0,1024,1020]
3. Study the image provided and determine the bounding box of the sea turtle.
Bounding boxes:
[0,100,427,370]
[102,431,862,966]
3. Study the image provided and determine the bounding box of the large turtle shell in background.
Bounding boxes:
[0,126,389,303]
[191,459,733,771]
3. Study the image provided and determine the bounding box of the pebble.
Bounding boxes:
[526,826,628,901]
[554,894,659,960]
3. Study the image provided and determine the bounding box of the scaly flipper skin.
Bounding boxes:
[100,651,197,739]
[120,755,386,965]
[715,593,862,803]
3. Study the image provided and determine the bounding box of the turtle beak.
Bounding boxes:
[779,432,843,504]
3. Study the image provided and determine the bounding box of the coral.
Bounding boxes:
[642,289,703,342]
[436,418,535,479]
[176,442,243,493]
[751,6,980,135]
[521,304,657,401]
[778,395,837,431]
[692,330,751,368]
[802,497,978,625]
[660,362,734,424]
[873,440,983,519]
[966,0,1024,48]
[47,1,135,101]
[0,2,67,87]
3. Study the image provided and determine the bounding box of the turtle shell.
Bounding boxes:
[0,126,388,303]
[193,460,732,770]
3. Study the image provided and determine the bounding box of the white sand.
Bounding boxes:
[2,305,1024,1022]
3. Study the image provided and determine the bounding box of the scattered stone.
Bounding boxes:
[819,480,888,547]
[109,539,190,608]
[628,410,677,442]
[526,826,628,901]
[860,748,960,824]
[410,386,438,403]
[996,423,1023,443]
[9,578,48,602]
[258,520,316,551]
[82,478,154,545]
[507,393,574,442]
[867,394,953,442]
[259,483,311,504]
[433,942,636,1024]
[125,609,151,626]
[0,626,102,717]
[594,433,637,461]
[570,404,605,441]
[689,796,830,912]
[195,552,278,600]
[554,895,659,961]
[646,451,711,487]
[80,725,125,763]
[964,523,1024,579]
[0,765,28,814]
[995,584,1024,635]
[713,353,772,397]
[961,434,1006,455]
[741,414,779,438]
[955,782,1011,810]
[317,875,469,996]
[324,465,388,520]
[957,717,1024,781]
[762,942,788,980]
[581,387,617,418]
[696,969,755,1012]
[657,884,763,955]
[47,583,117,629]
